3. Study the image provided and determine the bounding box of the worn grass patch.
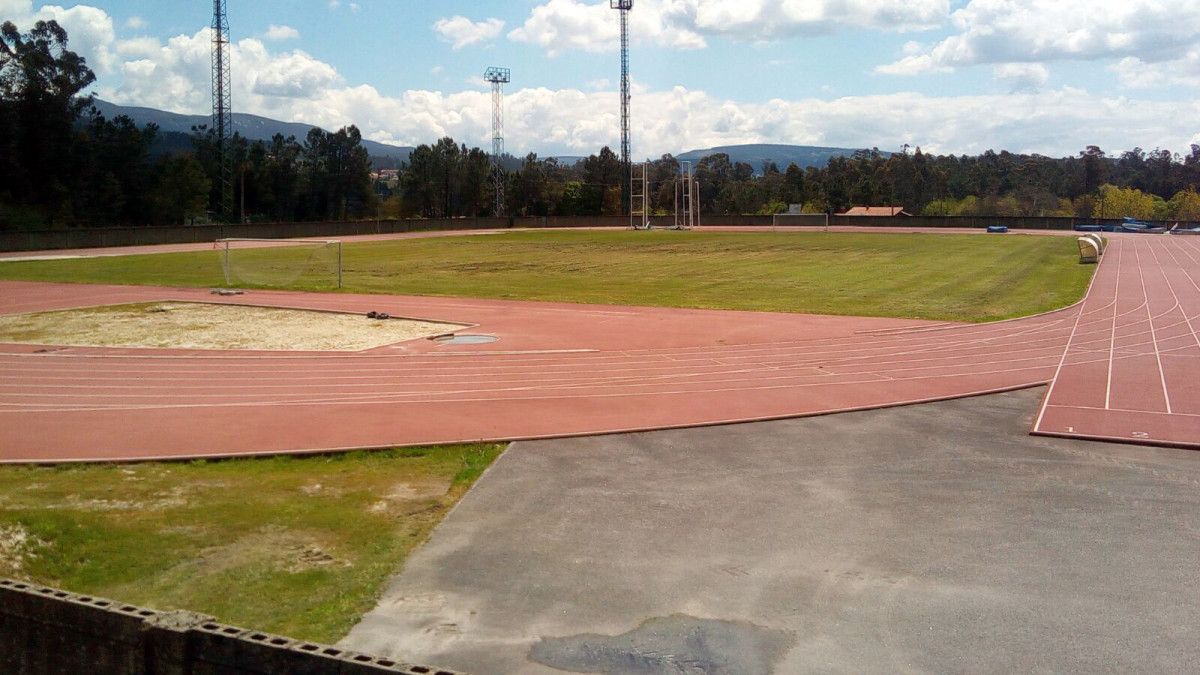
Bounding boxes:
[0,230,1094,322]
[0,444,504,643]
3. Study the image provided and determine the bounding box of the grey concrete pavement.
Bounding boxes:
[342,388,1200,674]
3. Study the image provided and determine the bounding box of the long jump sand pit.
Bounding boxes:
[0,301,464,351]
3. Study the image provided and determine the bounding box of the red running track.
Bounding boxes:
[0,233,1196,462]
[0,228,516,260]
[1033,234,1200,448]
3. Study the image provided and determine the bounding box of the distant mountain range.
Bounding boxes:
[92,101,883,172]
[675,144,888,171]
[91,100,414,166]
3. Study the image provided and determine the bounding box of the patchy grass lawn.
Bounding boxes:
[0,230,1093,322]
[0,444,504,643]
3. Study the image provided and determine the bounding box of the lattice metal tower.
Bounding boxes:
[484,66,511,217]
[211,0,233,222]
[611,0,632,213]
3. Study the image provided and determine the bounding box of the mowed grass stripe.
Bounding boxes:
[0,231,1094,322]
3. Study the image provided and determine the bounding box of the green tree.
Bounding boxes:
[1080,146,1107,194]
[1095,184,1158,220]
[1168,189,1200,221]
[0,19,96,223]
[921,197,961,216]
[582,147,622,215]
[301,126,374,220]
[557,181,591,216]
[151,154,211,224]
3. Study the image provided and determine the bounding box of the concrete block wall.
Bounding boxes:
[0,579,463,675]
[0,218,512,253]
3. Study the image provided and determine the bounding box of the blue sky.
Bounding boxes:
[4,0,1198,157]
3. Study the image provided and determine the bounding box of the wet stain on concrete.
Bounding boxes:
[527,614,796,674]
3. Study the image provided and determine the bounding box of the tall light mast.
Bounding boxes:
[484,66,511,217]
[611,0,632,214]
[211,0,233,222]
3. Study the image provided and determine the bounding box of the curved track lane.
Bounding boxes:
[1033,233,1200,447]
[0,233,1195,462]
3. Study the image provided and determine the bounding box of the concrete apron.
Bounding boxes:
[341,388,1200,674]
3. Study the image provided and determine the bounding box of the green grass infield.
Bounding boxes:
[0,230,1094,323]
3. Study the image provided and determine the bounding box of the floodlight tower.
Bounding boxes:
[211,0,233,222]
[611,0,632,214]
[484,66,511,217]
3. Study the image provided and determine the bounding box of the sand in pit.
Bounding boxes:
[0,302,465,351]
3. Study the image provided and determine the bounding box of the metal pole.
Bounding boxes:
[612,1,633,216]
[641,164,648,229]
[629,162,635,230]
[211,0,233,222]
[484,67,511,217]
[492,79,504,216]
[693,179,699,229]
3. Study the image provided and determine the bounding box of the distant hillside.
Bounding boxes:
[549,155,586,166]
[88,103,887,173]
[675,144,890,172]
[91,99,413,165]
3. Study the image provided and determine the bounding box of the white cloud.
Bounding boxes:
[432,16,505,50]
[101,30,1198,160]
[243,44,341,99]
[114,36,160,59]
[32,3,116,72]
[875,54,950,76]
[1112,49,1200,88]
[508,0,618,56]
[880,0,1200,74]
[993,63,1049,92]
[6,1,1196,162]
[263,24,300,42]
[106,30,213,113]
[509,0,947,55]
[125,16,146,30]
[0,0,33,15]
[663,0,947,39]
[101,29,343,109]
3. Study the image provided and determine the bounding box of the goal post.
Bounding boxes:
[770,213,830,231]
[215,238,343,289]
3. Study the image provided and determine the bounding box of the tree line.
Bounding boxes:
[4,20,1199,229]
[392,142,1200,222]
[1,20,374,228]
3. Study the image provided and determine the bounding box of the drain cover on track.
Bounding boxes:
[432,334,499,345]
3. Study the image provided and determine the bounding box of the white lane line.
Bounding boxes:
[1133,240,1172,414]
[0,362,1055,414]
[1105,241,1125,410]
[1033,235,1113,432]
